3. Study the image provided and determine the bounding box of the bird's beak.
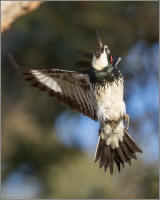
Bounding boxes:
[96,30,103,49]
[95,31,104,58]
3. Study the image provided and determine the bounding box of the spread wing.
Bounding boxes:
[20,68,98,121]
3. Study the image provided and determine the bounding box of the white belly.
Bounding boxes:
[94,79,126,122]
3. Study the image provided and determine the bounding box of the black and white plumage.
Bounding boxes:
[10,31,142,174]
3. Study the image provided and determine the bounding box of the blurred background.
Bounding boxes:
[1,1,159,199]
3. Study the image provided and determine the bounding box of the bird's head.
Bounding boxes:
[92,31,121,71]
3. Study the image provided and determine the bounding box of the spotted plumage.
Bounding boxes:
[9,31,142,174]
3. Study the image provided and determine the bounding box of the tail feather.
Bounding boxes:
[109,148,114,174]
[94,130,142,174]
[94,137,104,163]
[115,148,124,169]
[114,155,121,172]
[124,129,143,153]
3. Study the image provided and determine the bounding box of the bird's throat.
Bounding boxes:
[91,65,118,83]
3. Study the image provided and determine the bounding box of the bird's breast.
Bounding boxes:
[93,79,126,121]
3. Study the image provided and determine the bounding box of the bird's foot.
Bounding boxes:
[124,114,130,130]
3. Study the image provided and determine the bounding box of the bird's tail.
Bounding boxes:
[94,129,142,174]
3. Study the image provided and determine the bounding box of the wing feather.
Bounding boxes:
[21,68,98,121]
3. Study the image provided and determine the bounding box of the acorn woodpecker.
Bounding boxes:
[10,31,142,174]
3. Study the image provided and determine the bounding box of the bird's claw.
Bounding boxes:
[124,114,129,130]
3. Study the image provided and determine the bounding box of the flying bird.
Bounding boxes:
[10,31,142,174]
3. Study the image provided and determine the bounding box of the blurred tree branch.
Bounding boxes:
[1,1,43,32]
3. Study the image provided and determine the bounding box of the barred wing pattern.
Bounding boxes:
[21,68,98,121]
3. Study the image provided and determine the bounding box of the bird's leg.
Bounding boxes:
[124,114,129,130]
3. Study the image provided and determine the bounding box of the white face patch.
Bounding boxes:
[31,70,62,93]
[92,45,109,71]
